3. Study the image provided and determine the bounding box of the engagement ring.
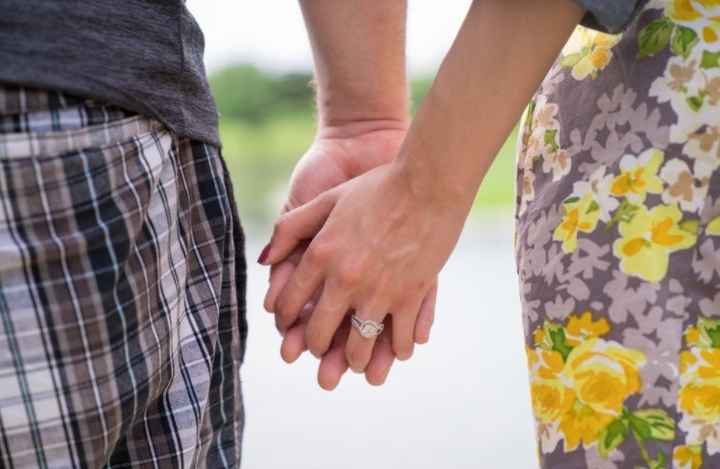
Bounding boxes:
[351,314,384,338]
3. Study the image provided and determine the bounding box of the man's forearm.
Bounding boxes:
[397,0,584,212]
[299,0,409,133]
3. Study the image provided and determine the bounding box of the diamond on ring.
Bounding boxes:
[351,314,384,338]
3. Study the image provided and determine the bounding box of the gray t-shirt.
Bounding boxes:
[0,0,644,148]
[0,0,220,146]
[579,0,649,33]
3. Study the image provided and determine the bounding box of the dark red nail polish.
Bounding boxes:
[257,244,271,264]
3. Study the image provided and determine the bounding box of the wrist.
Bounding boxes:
[389,155,475,219]
[315,80,410,133]
[317,103,410,136]
[316,118,409,140]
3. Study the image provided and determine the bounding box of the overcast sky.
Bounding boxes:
[187,1,471,74]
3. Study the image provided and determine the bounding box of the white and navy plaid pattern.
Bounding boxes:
[0,86,247,468]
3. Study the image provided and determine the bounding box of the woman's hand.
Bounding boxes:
[273,0,584,381]
[262,160,462,372]
[262,124,437,388]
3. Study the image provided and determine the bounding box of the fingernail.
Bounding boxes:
[257,243,271,264]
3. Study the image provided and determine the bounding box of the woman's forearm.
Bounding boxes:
[299,0,410,134]
[396,0,584,213]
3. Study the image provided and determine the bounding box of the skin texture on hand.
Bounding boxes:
[263,163,455,374]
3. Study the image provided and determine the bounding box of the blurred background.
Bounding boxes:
[188,1,536,467]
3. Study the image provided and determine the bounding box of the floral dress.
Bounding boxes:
[516,1,720,468]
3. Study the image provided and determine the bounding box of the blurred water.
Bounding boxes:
[241,215,537,468]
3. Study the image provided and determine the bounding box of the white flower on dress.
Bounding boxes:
[571,166,619,222]
[680,413,720,455]
[525,95,572,182]
[660,159,709,212]
[518,169,536,217]
[684,125,720,178]
[542,148,572,182]
[533,96,560,131]
[650,55,720,143]
[537,420,562,454]
[524,133,544,166]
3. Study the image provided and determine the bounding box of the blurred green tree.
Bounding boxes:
[211,64,314,124]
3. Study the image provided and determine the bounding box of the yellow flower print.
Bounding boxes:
[528,349,576,423]
[679,378,720,423]
[681,350,699,375]
[610,149,664,203]
[562,338,646,417]
[679,348,720,421]
[533,327,546,347]
[565,311,610,347]
[678,319,720,455]
[553,193,600,253]
[707,215,720,235]
[561,27,621,80]
[669,0,717,22]
[613,204,697,283]
[673,444,703,469]
[527,317,673,460]
[559,401,616,452]
[687,325,703,346]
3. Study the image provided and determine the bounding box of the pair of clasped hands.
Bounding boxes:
[256,0,584,391]
[257,124,463,390]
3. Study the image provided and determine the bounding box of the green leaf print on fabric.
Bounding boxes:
[686,94,705,112]
[701,50,720,69]
[544,129,560,152]
[638,18,674,58]
[632,409,676,441]
[671,26,699,59]
[548,324,573,361]
[680,218,700,236]
[598,418,628,457]
[698,317,720,348]
[560,52,584,69]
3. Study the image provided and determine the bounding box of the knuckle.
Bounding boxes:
[263,295,275,313]
[290,271,309,291]
[275,304,295,331]
[274,294,288,318]
[335,264,363,288]
[306,241,332,265]
[272,215,290,238]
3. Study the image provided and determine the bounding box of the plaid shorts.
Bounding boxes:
[0,86,247,468]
